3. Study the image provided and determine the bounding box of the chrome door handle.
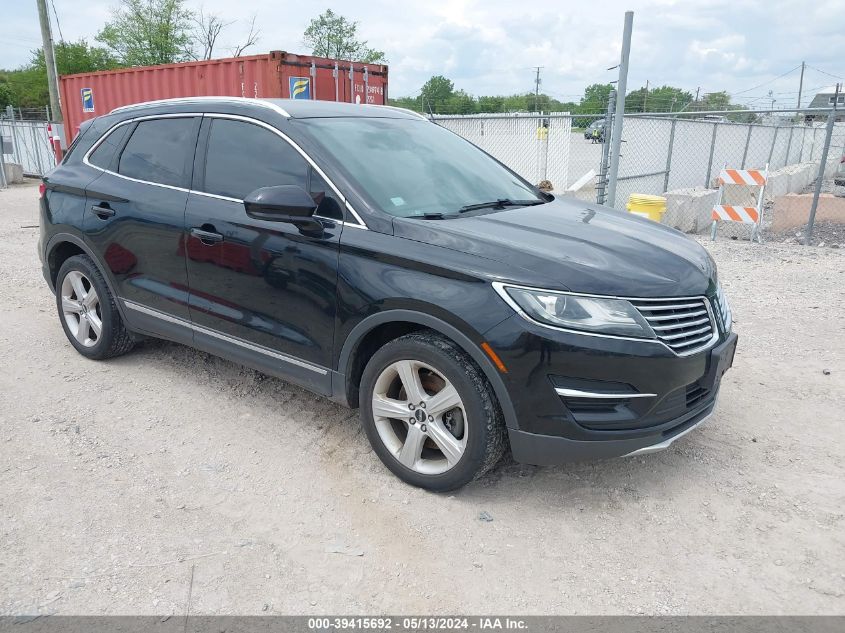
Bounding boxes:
[91,204,115,219]
[190,227,224,245]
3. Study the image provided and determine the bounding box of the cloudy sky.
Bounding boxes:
[2,0,843,108]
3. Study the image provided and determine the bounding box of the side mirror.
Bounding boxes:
[243,185,322,236]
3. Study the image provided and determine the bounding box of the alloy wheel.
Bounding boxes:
[60,270,102,348]
[371,359,468,475]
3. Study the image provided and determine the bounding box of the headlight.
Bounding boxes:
[494,283,656,338]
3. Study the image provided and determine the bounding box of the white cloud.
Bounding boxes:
[1,0,842,106]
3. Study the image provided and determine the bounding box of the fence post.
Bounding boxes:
[704,122,718,188]
[663,118,676,193]
[8,106,20,166]
[596,91,616,205]
[606,10,634,208]
[807,83,840,244]
[740,123,753,168]
[785,125,795,165]
[767,125,779,167]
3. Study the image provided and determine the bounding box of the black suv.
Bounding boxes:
[39,97,737,491]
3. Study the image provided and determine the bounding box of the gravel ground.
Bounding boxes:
[1,180,844,616]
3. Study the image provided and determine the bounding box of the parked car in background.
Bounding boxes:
[584,118,605,141]
[39,97,736,491]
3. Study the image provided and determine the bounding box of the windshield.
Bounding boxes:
[295,117,544,217]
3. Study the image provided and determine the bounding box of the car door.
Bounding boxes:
[184,115,344,394]
[82,115,200,340]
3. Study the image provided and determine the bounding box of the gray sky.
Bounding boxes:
[1,0,843,107]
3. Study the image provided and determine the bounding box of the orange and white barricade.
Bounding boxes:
[710,165,768,242]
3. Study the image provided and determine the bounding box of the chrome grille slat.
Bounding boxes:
[660,325,712,340]
[650,317,711,331]
[634,302,702,311]
[629,296,716,355]
[670,332,715,348]
[644,309,708,321]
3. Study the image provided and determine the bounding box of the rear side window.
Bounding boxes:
[201,119,309,200]
[88,124,132,171]
[118,118,197,187]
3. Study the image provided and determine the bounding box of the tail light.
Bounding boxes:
[38,182,46,198]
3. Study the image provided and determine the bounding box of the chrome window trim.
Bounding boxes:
[122,300,328,375]
[491,281,719,358]
[111,97,291,118]
[82,113,203,193]
[82,111,368,230]
[555,387,657,399]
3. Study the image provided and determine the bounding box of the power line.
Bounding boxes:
[50,0,65,43]
[805,64,844,81]
[730,64,802,96]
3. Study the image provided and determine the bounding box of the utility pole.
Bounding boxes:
[694,86,700,109]
[643,79,648,112]
[606,11,633,208]
[35,0,62,122]
[533,66,543,113]
[797,61,805,109]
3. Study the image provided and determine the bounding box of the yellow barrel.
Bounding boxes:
[626,194,667,223]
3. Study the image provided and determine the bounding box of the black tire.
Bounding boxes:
[55,254,135,360]
[360,331,506,491]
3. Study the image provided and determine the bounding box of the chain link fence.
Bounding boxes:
[433,107,845,244]
[1,110,57,180]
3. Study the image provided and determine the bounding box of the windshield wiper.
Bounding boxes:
[409,212,458,220]
[458,198,546,213]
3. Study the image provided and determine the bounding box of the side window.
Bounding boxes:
[309,170,344,220]
[201,119,309,200]
[118,118,197,187]
[88,123,131,171]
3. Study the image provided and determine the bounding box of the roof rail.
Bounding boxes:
[110,96,290,118]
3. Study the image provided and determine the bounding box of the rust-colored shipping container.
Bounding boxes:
[59,50,388,139]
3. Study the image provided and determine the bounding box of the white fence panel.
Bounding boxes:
[0,119,57,176]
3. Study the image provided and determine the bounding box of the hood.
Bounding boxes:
[392,197,717,298]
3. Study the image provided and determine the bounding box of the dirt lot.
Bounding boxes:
[1,180,843,615]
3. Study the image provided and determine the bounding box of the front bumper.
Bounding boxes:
[483,313,737,465]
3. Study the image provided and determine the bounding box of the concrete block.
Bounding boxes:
[663,187,720,234]
[2,162,24,184]
[766,171,789,200]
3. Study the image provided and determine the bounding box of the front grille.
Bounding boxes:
[629,297,716,355]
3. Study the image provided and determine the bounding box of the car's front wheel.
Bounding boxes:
[360,332,506,491]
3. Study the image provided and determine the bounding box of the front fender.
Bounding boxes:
[334,309,518,431]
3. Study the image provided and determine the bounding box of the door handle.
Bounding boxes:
[190,227,224,245]
[91,204,115,219]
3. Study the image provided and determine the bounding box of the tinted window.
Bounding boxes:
[88,123,131,170]
[118,118,196,187]
[202,119,308,200]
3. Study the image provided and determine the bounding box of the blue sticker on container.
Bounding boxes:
[289,77,310,100]
[81,88,95,112]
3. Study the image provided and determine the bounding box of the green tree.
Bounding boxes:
[96,0,194,66]
[625,85,692,113]
[0,40,122,109]
[303,9,386,63]
[31,40,120,76]
[420,75,454,113]
[577,83,613,114]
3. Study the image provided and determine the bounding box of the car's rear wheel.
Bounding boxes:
[56,255,134,360]
[360,331,506,491]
